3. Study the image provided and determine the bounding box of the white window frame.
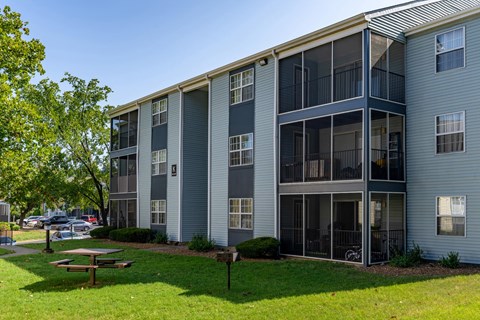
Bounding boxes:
[152,99,168,126]
[436,196,466,236]
[435,111,465,154]
[435,27,465,73]
[230,68,254,105]
[229,198,253,230]
[152,149,167,175]
[229,133,253,167]
[151,200,166,225]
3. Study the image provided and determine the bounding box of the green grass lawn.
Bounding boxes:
[0,247,14,255]
[12,229,46,242]
[1,239,479,319]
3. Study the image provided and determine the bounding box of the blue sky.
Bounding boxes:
[4,0,406,106]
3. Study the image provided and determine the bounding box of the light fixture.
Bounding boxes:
[258,58,268,66]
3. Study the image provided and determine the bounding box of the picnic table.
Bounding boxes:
[49,248,134,285]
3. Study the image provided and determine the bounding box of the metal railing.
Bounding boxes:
[371,67,405,103]
[370,229,404,263]
[334,66,362,101]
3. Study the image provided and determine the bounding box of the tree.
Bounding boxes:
[30,74,113,225]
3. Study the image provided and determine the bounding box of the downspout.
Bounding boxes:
[177,85,183,242]
[135,101,140,228]
[272,49,279,239]
[206,75,212,240]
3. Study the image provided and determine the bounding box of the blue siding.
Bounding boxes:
[406,16,480,263]
[210,73,230,246]
[138,102,151,228]
[167,92,180,241]
[182,90,209,241]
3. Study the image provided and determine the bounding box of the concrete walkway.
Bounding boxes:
[0,245,41,258]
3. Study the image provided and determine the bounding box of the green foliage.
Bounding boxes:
[440,252,461,269]
[10,223,20,231]
[188,234,215,252]
[89,226,117,239]
[152,232,169,244]
[109,227,152,243]
[0,247,14,255]
[236,237,280,258]
[0,222,9,231]
[390,242,423,268]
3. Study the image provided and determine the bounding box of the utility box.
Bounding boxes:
[216,251,240,263]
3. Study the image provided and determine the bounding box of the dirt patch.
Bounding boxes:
[357,262,480,277]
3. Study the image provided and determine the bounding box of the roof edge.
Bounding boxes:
[110,13,367,116]
[365,0,441,19]
[405,5,480,36]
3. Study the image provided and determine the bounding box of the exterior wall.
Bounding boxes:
[210,73,230,246]
[254,58,276,238]
[182,90,209,241]
[406,16,480,263]
[167,92,181,241]
[138,101,152,228]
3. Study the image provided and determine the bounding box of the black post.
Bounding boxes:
[227,261,231,290]
[42,223,54,253]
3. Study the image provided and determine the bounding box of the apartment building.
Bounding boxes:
[109,0,480,265]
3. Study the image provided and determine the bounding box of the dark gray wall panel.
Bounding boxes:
[279,182,364,194]
[229,166,254,198]
[229,102,254,135]
[369,181,405,193]
[152,125,168,151]
[110,193,137,200]
[151,224,167,234]
[228,229,253,246]
[151,175,167,200]
[110,146,137,158]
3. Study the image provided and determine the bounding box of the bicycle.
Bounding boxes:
[345,246,362,262]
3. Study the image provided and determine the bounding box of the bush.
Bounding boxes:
[187,234,215,252]
[236,237,280,259]
[152,232,169,244]
[89,226,117,239]
[10,224,20,231]
[440,251,460,269]
[0,222,9,231]
[109,227,152,243]
[389,242,423,268]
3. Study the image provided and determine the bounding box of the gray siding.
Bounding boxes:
[406,16,480,263]
[182,90,208,241]
[211,73,230,246]
[254,58,276,238]
[138,102,152,228]
[167,92,180,241]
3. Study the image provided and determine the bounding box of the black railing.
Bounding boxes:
[0,229,13,245]
[371,148,388,180]
[370,229,404,263]
[279,82,303,113]
[306,75,331,107]
[371,67,405,103]
[334,65,362,101]
[305,229,331,258]
[281,149,362,183]
[279,227,304,256]
[332,230,362,261]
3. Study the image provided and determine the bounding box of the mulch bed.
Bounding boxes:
[101,240,480,276]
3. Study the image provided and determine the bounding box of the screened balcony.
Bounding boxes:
[280,111,363,183]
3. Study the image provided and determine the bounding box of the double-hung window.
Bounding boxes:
[229,133,253,166]
[151,200,166,225]
[229,198,253,230]
[436,111,464,154]
[152,99,167,126]
[152,149,167,175]
[436,28,465,72]
[436,196,465,236]
[230,69,254,105]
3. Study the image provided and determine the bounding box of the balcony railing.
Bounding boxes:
[370,229,404,263]
[280,149,362,183]
[371,148,404,180]
[334,65,362,101]
[371,67,405,103]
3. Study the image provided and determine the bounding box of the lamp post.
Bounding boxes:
[42,222,54,253]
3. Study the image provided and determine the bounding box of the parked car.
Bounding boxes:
[50,231,90,241]
[81,215,97,225]
[0,236,16,245]
[26,216,45,228]
[23,215,43,225]
[37,215,70,229]
[55,220,92,232]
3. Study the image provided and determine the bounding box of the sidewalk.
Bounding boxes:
[0,245,41,258]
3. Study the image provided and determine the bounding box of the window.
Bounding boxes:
[436,112,464,154]
[152,149,167,175]
[436,28,464,72]
[152,99,167,126]
[111,110,138,150]
[110,154,137,194]
[230,69,254,105]
[229,133,253,166]
[229,198,253,229]
[151,200,166,225]
[436,196,465,236]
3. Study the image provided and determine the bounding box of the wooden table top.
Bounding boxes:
[59,248,123,256]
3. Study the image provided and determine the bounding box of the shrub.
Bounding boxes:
[109,227,152,243]
[152,232,169,244]
[10,224,20,231]
[187,234,215,252]
[389,242,423,268]
[0,222,9,231]
[236,237,280,259]
[89,226,117,239]
[440,251,460,269]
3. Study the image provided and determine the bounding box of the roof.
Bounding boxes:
[111,0,480,116]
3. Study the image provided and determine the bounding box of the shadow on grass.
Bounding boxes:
[5,239,462,304]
